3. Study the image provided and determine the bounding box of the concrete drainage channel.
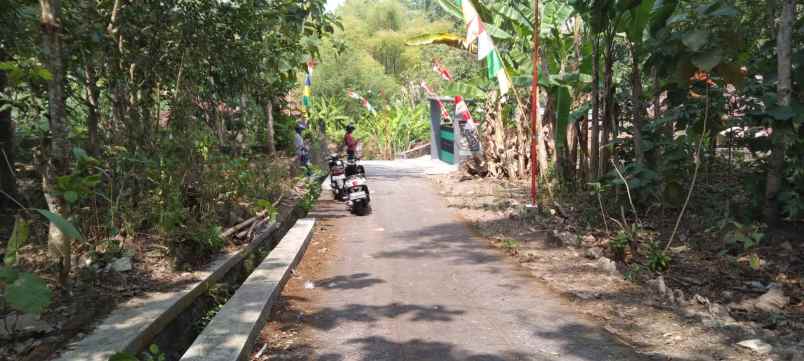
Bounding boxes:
[180,219,315,361]
[56,178,323,361]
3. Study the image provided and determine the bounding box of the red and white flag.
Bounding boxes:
[421,81,451,120]
[454,95,476,130]
[459,0,510,95]
[346,90,375,114]
[432,59,453,81]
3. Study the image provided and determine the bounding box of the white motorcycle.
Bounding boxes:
[344,173,370,215]
[342,157,369,215]
[328,153,347,200]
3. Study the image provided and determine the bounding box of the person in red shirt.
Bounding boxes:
[344,124,358,160]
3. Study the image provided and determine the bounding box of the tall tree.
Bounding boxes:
[0,0,20,210]
[262,97,277,155]
[590,35,601,178]
[764,0,795,225]
[0,49,15,209]
[40,0,73,285]
[0,53,17,208]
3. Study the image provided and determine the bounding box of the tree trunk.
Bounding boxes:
[579,115,589,181]
[263,98,276,155]
[40,0,72,286]
[536,49,551,178]
[545,94,557,162]
[107,0,128,141]
[568,118,578,181]
[601,33,615,175]
[84,64,101,156]
[493,94,507,177]
[764,0,794,226]
[591,36,600,179]
[515,106,527,178]
[630,43,645,166]
[0,52,17,210]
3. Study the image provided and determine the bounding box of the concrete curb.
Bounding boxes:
[54,176,325,361]
[179,218,316,361]
[55,222,280,361]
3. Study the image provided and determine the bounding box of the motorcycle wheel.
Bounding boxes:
[352,201,371,216]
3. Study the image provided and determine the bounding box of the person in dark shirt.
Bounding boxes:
[294,122,311,176]
[344,124,358,160]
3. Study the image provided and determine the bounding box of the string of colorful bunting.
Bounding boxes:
[346,90,376,114]
[420,81,452,121]
[432,59,453,81]
[302,59,316,115]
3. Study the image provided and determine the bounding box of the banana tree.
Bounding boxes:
[410,0,588,181]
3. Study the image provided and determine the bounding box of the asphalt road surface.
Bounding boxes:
[290,159,646,361]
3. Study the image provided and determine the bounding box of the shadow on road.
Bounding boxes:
[328,337,548,361]
[314,273,386,290]
[304,302,465,331]
[373,223,501,266]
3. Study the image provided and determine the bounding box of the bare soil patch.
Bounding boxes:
[250,198,342,361]
[431,173,803,361]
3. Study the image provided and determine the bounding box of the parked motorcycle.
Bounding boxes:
[328,153,347,200]
[344,173,370,215]
[343,157,370,215]
[344,157,365,177]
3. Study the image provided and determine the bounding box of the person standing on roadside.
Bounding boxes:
[295,122,311,176]
[344,124,358,161]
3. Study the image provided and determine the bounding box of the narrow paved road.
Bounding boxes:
[289,160,646,361]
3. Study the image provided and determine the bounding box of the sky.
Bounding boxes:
[325,0,345,12]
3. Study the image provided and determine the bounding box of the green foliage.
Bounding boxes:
[623,263,645,281]
[1,265,53,322]
[300,177,323,213]
[646,241,670,272]
[108,344,165,361]
[2,0,334,302]
[501,239,520,251]
[308,97,351,137]
[35,209,84,241]
[315,0,474,107]
[610,230,630,261]
[725,222,764,252]
[4,217,29,266]
[199,225,225,254]
[4,271,52,315]
[109,353,140,361]
[143,344,167,361]
[253,199,278,220]
[354,103,431,159]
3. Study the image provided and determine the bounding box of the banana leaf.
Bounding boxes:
[405,32,464,48]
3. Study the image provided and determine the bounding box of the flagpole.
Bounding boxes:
[529,0,541,206]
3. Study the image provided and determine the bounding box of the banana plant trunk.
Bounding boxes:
[40,0,73,287]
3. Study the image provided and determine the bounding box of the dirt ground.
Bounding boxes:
[429,174,803,361]
[250,199,340,361]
